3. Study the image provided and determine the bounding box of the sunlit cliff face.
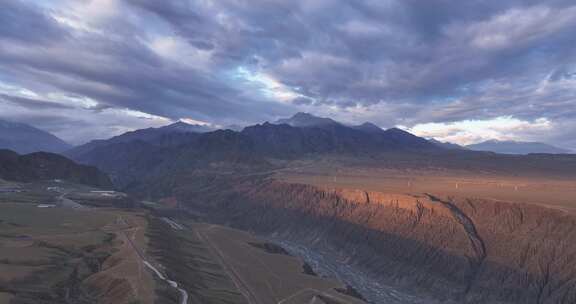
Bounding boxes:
[1,0,576,149]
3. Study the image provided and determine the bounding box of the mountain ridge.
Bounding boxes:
[0,149,112,188]
[467,139,572,154]
[65,121,210,158]
[0,119,71,154]
[274,112,341,128]
[65,113,442,187]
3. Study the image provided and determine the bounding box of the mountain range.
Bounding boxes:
[2,113,576,304]
[59,112,576,195]
[0,119,71,154]
[64,113,439,187]
[66,121,212,157]
[4,113,574,191]
[466,139,572,155]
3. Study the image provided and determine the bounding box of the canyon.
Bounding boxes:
[172,170,576,304]
[2,114,576,303]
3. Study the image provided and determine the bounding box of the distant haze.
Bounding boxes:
[466,140,573,155]
[0,119,71,154]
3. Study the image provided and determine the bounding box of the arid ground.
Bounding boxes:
[0,180,156,304]
[275,158,576,213]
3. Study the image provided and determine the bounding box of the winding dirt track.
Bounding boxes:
[121,216,189,304]
[195,225,262,304]
[193,223,362,304]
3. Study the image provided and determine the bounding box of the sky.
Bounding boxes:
[1,0,575,149]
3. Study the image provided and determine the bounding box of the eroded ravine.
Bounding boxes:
[181,177,576,304]
[425,193,487,295]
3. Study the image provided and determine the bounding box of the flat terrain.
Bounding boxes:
[146,208,367,304]
[1,178,365,304]
[277,164,576,213]
[192,222,366,304]
[0,180,155,304]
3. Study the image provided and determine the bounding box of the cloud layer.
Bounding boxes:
[1,0,575,149]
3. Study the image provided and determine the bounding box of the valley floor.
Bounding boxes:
[167,160,576,304]
[0,195,155,303]
[146,212,368,304]
[0,179,369,304]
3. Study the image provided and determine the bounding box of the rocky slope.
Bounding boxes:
[180,177,576,304]
[0,149,112,188]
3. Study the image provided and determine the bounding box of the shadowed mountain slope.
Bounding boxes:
[0,149,112,188]
[66,121,209,158]
[0,119,71,154]
[66,115,442,187]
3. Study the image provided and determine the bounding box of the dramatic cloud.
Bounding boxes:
[405,116,554,145]
[0,0,575,149]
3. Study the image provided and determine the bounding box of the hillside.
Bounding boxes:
[0,119,71,154]
[65,121,208,158]
[0,149,112,188]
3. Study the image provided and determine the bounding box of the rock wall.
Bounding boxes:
[182,178,576,304]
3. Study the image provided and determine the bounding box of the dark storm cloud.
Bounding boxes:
[291,97,315,106]
[0,93,74,110]
[0,0,67,44]
[1,0,576,148]
[127,0,576,118]
[0,0,296,128]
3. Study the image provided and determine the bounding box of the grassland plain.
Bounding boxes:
[0,181,156,304]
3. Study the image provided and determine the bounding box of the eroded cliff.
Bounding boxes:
[180,177,576,304]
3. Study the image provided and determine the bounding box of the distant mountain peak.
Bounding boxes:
[359,122,379,128]
[163,121,215,133]
[292,112,317,119]
[428,138,466,150]
[467,139,572,155]
[353,122,384,133]
[384,127,414,136]
[275,112,340,127]
[0,119,71,154]
[168,121,192,127]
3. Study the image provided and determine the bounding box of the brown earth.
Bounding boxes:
[178,170,576,304]
[279,167,576,213]
[0,202,156,304]
[83,211,156,304]
[192,222,366,304]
